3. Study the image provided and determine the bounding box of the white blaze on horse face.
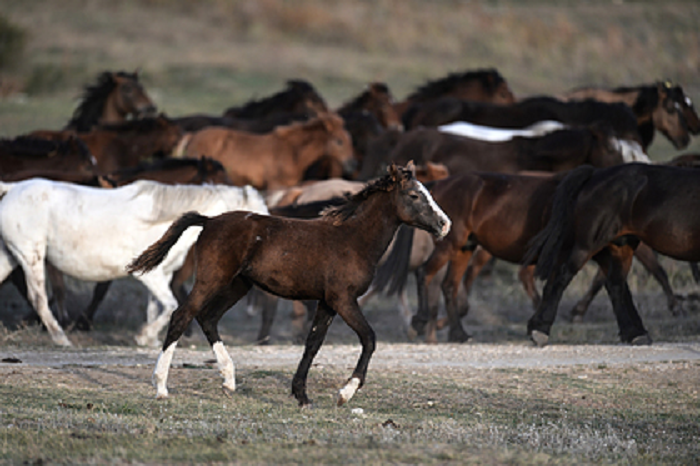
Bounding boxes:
[154,341,178,399]
[416,181,451,238]
[212,341,236,393]
[338,376,361,406]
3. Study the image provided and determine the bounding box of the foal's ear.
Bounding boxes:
[404,160,417,178]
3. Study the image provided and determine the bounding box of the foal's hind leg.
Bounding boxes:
[153,276,251,399]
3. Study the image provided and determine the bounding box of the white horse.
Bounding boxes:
[0,178,268,347]
[438,120,566,141]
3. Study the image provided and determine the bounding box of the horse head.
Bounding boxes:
[652,81,690,150]
[364,82,403,131]
[390,161,451,239]
[111,71,157,119]
[666,82,700,136]
[318,112,356,176]
[286,79,328,116]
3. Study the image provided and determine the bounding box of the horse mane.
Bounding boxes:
[66,71,138,132]
[273,112,343,138]
[227,79,326,119]
[406,68,507,102]
[338,82,392,114]
[322,172,397,224]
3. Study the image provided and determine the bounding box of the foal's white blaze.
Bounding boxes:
[417,182,451,238]
[338,377,361,406]
[212,341,236,393]
[154,341,177,399]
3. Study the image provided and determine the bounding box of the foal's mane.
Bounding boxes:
[407,68,507,102]
[66,71,139,132]
[110,156,224,177]
[322,172,399,224]
[228,80,327,118]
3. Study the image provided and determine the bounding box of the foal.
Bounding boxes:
[127,163,451,406]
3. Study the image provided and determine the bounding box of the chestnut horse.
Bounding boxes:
[524,163,700,347]
[127,163,451,406]
[395,68,516,119]
[65,70,157,132]
[562,81,693,150]
[183,112,354,189]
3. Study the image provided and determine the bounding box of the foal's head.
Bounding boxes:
[389,162,451,238]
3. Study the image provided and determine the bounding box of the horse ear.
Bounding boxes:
[387,163,400,181]
[405,160,416,178]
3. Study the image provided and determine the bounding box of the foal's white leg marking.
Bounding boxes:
[212,341,236,393]
[154,341,177,399]
[417,182,451,238]
[338,377,361,406]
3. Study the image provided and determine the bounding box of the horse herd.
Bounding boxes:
[1,68,699,406]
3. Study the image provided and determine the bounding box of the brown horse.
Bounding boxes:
[66,70,157,132]
[337,82,402,131]
[525,163,700,347]
[562,81,692,150]
[362,123,643,181]
[0,135,96,177]
[223,79,328,120]
[127,163,451,406]
[102,156,233,187]
[668,84,700,135]
[394,68,516,118]
[183,112,354,189]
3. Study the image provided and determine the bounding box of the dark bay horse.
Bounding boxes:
[127,163,451,406]
[362,123,646,181]
[401,96,642,145]
[102,156,232,187]
[395,68,516,118]
[0,135,96,177]
[524,163,700,347]
[66,70,157,132]
[223,79,328,120]
[183,112,354,189]
[562,81,692,150]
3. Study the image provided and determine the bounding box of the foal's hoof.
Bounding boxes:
[406,325,419,342]
[448,331,472,343]
[530,330,549,347]
[629,334,653,346]
[337,377,361,406]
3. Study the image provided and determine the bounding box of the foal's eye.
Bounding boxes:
[409,192,420,200]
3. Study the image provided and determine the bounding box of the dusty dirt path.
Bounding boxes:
[3,342,700,371]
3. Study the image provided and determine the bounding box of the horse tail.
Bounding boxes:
[127,211,208,275]
[372,225,415,296]
[522,165,597,279]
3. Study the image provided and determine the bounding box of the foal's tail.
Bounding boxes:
[127,211,209,275]
[522,165,597,280]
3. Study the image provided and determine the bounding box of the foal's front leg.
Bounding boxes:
[292,301,333,407]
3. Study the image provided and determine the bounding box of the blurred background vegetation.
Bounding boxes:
[0,0,698,159]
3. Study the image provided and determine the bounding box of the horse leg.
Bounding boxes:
[410,245,453,343]
[75,281,112,331]
[440,249,473,343]
[570,268,605,323]
[256,290,279,345]
[11,251,71,346]
[518,264,540,310]
[527,248,589,347]
[196,277,253,395]
[154,276,251,399]
[44,263,71,327]
[462,247,493,295]
[134,271,180,347]
[633,243,681,316]
[333,298,377,406]
[291,300,333,407]
[595,245,650,344]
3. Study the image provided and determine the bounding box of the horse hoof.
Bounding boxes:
[571,315,584,324]
[337,377,360,406]
[630,334,652,346]
[448,332,471,343]
[530,330,549,347]
[406,326,418,341]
